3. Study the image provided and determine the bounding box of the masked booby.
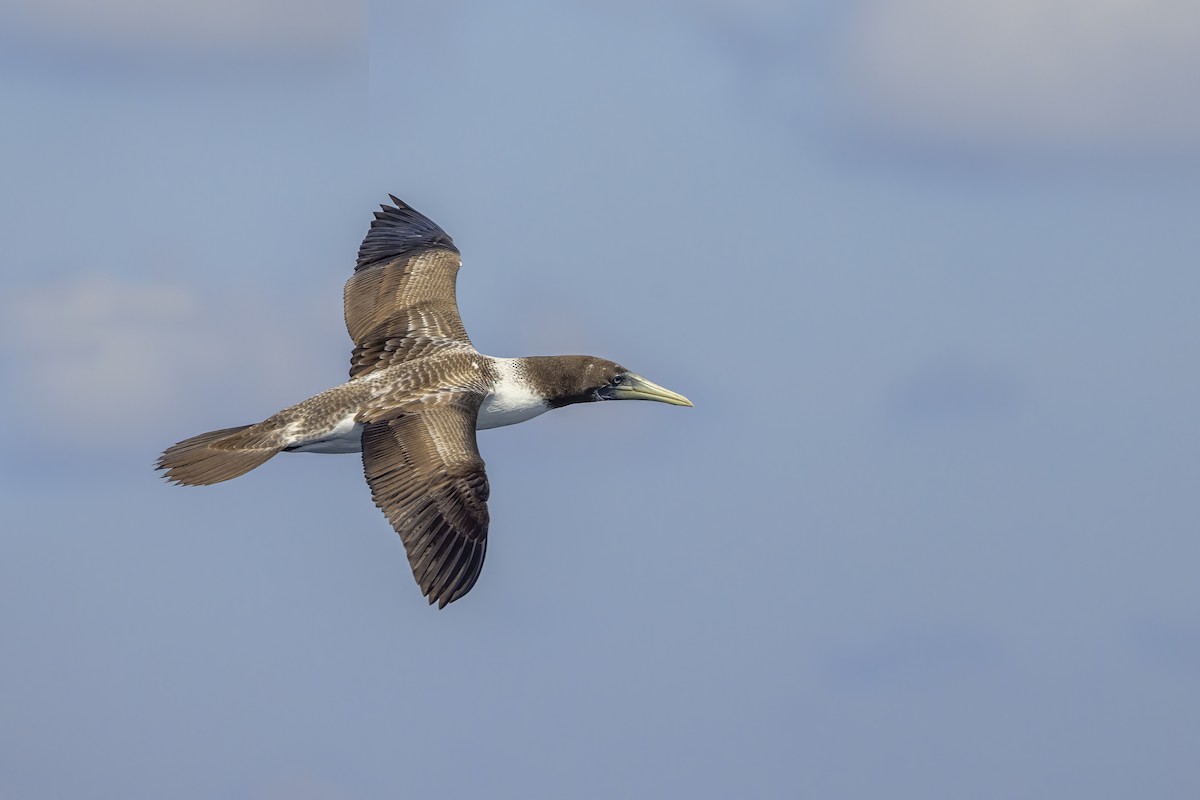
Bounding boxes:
[157,195,692,608]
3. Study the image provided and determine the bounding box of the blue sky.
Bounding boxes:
[2,1,1199,798]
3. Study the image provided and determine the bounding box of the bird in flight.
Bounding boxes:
[158,195,692,607]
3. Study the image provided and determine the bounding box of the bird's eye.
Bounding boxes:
[611,375,625,386]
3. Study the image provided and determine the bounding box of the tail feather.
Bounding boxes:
[157,425,282,486]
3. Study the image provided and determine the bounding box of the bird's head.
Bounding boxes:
[527,356,693,410]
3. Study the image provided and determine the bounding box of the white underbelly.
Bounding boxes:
[285,416,364,453]
[476,400,548,429]
[285,358,551,449]
[476,369,549,430]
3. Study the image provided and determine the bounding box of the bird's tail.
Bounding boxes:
[157,424,283,486]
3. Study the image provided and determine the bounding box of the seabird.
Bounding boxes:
[157,195,692,607]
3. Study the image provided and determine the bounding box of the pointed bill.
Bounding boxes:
[607,372,693,407]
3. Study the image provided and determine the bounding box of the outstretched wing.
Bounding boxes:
[345,196,472,379]
[361,394,490,608]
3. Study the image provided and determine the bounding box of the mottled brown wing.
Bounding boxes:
[361,394,490,608]
[345,196,472,379]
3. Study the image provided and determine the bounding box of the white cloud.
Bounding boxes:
[832,0,1200,155]
[0,0,359,60]
[0,274,336,449]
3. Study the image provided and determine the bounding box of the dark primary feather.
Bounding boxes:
[356,195,458,271]
[360,394,490,608]
[344,197,473,378]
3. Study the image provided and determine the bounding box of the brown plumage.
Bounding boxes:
[346,200,469,377]
[361,396,490,607]
[158,195,692,608]
[155,425,281,486]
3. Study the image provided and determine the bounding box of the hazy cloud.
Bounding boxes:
[832,0,1200,156]
[0,274,330,449]
[0,0,359,61]
[656,0,1200,158]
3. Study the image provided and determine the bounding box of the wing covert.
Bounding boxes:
[345,196,472,378]
[360,394,490,608]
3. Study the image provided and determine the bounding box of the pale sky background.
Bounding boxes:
[2,1,1199,798]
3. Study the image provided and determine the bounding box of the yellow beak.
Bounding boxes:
[606,373,693,407]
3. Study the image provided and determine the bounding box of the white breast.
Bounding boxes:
[477,358,549,430]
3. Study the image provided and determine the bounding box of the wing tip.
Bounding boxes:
[427,538,486,609]
[355,194,459,271]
